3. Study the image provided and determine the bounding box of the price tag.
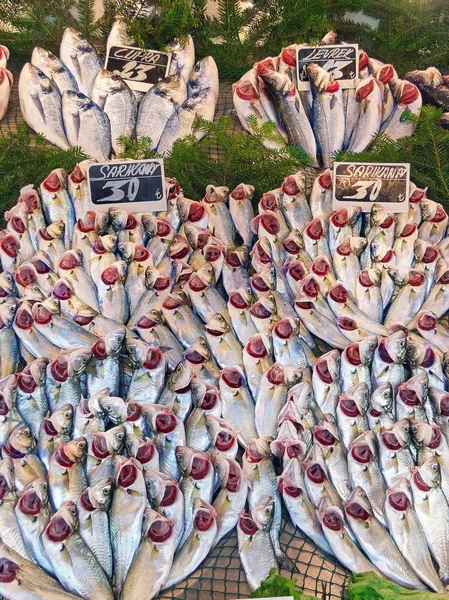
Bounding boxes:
[104,45,172,93]
[87,159,167,212]
[297,44,358,91]
[333,162,410,213]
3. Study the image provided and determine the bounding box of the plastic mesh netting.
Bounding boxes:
[0,64,350,600]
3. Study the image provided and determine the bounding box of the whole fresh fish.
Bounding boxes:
[163,499,217,590]
[144,469,185,548]
[303,444,343,511]
[212,454,248,545]
[92,69,137,155]
[219,366,258,446]
[48,437,87,509]
[15,477,54,574]
[371,330,407,392]
[16,357,48,438]
[380,79,422,140]
[59,27,102,96]
[144,405,186,480]
[87,328,124,397]
[19,63,69,150]
[313,417,351,501]
[367,382,395,432]
[411,455,449,583]
[166,35,195,82]
[77,477,113,578]
[121,508,176,600]
[43,501,113,599]
[39,169,75,247]
[237,497,277,591]
[348,77,383,152]
[110,457,146,593]
[37,404,73,469]
[86,425,125,486]
[344,487,425,589]
[308,64,344,168]
[126,340,166,407]
[385,476,445,592]
[378,419,415,487]
[2,423,47,491]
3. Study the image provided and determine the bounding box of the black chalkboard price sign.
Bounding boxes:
[104,45,171,92]
[332,162,410,213]
[87,159,167,212]
[297,44,358,91]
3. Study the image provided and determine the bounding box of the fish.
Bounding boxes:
[237,497,278,591]
[2,423,47,491]
[39,169,75,247]
[59,27,102,96]
[144,405,186,480]
[110,457,146,593]
[92,69,137,155]
[106,18,134,53]
[378,419,415,487]
[31,47,78,94]
[307,64,345,168]
[144,468,185,548]
[219,366,258,446]
[157,93,204,155]
[348,77,383,152]
[86,425,125,486]
[121,508,176,600]
[62,91,113,161]
[380,79,422,140]
[136,75,187,149]
[166,35,195,82]
[18,63,69,150]
[43,500,113,599]
[76,477,113,578]
[162,499,217,590]
[0,66,12,121]
[410,455,449,583]
[385,476,445,592]
[313,416,352,501]
[344,486,426,589]
[48,437,87,510]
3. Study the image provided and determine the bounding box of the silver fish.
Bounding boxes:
[48,437,87,510]
[31,47,78,94]
[60,27,102,96]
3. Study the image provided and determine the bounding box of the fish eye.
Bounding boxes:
[105,405,113,412]
[38,70,46,78]
[404,425,409,432]
[103,487,110,495]
[432,463,438,471]
[70,506,76,515]
[9,465,13,473]
[412,425,418,432]
[5,274,11,281]
[43,482,47,489]
[117,433,124,440]
[64,411,71,418]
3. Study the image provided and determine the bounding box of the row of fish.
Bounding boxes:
[18,22,219,159]
[233,31,422,166]
[0,44,12,121]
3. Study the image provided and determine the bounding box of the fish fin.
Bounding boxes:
[276,550,299,573]
[95,94,107,111]
[70,110,81,142]
[330,94,337,110]
[31,93,46,123]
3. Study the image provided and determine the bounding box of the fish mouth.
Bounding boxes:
[0,557,19,583]
[322,510,343,531]
[388,491,410,512]
[0,474,10,500]
[345,502,370,521]
[46,515,72,542]
[18,490,42,515]
[148,518,173,543]
[118,462,139,488]
[135,442,156,465]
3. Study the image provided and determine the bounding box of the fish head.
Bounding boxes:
[102,328,125,357]
[414,239,439,263]
[251,496,274,530]
[175,446,212,480]
[220,365,247,392]
[344,486,373,521]
[358,336,378,364]
[386,477,413,513]
[126,435,156,464]
[0,457,14,498]
[415,310,438,335]
[211,454,243,491]
[287,381,313,413]
[22,356,48,388]
[62,27,91,54]
[196,261,215,287]
[67,346,93,376]
[228,285,254,310]
[204,415,238,450]
[157,73,187,105]
[8,423,34,453]
[307,63,338,93]
[244,437,272,464]
[349,431,376,465]
[80,477,112,511]
[277,398,303,429]
[142,507,175,544]
[317,501,346,533]
[48,404,73,435]
[0,297,18,327]
[414,455,441,489]
[370,203,389,226]
[125,338,151,366]
[271,437,307,462]
[370,382,393,413]
[384,330,407,362]
[230,183,255,202]
[168,235,191,261]
[272,316,299,343]
[395,80,420,105]
[94,68,125,94]
[114,456,143,490]
[46,501,78,542]
[63,437,87,463]
[406,338,433,369]
[314,348,341,383]
[206,312,230,336]
[98,395,127,424]
[350,236,368,255]
[282,172,306,197]
[277,456,305,498]
[303,444,328,484]
[46,217,66,239]
[109,207,129,231]
[420,198,438,221]
[359,267,382,288]
[143,468,177,505]
[184,223,209,249]
[313,417,341,448]
[0,271,17,297]
[259,68,293,96]
[21,62,53,93]
[429,387,449,417]
[185,337,211,366]
[144,405,179,436]
[340,382,370,417]
[391,418,411,447]
[435,258,449,283]
[203,184,229,204]
[19,477,49,514]
[192,498,217,533]
[169,359,194,391]
[410,420,442,450]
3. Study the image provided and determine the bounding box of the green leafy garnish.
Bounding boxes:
[250,568,320,600]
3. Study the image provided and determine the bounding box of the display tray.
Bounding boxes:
[0,62,349,600]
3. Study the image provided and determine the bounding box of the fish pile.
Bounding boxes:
[404,67,449,130]
[18,21,219,160]
[1,163,449,597]
[0,44,12,121]
[232,32,422,167]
